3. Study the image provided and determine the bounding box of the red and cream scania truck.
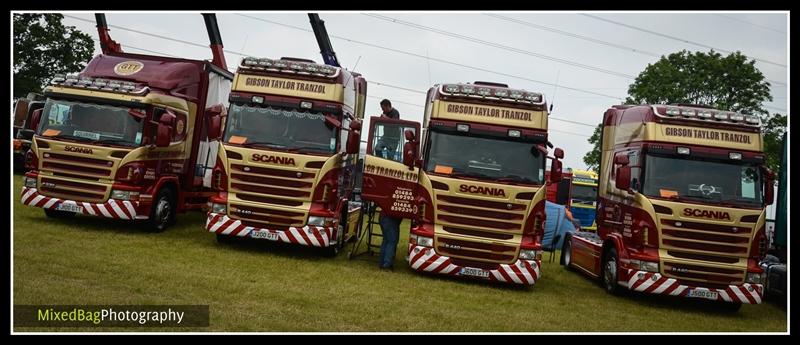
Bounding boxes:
[20,14,232,232]
[561,104,774,309]
[361,81,564,286]
[204,14,367,256]
[203,56,366,256]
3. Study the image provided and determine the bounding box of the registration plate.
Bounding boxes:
[686,289,719,300]
[250,230,279,241]
[459,267,490,278]
[55,203,83,213]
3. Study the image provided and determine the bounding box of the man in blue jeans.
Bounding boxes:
[379,214,402,270]
[377,99,403,271]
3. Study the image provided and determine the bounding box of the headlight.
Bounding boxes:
[630,259,659,272]
[308,216,336,227]
[24,176,37,188]
[111,190,139,201]
[416,236,433,247]
[746,272,765,285]
[519,249,542,260]
[211,202,227,214]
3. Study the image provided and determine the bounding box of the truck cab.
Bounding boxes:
[562,104,773,309]
[20,14,232,232]
[361,81,564,286]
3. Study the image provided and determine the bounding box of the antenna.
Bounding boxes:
[550,70,560,113]
[342,55,362,87]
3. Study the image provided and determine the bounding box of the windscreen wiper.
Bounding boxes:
[95,138,136,147]
[287,146,332,153]
[241,141,287,149]
[497,174,537,184]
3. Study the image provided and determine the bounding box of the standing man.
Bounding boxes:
[378,99,402,270]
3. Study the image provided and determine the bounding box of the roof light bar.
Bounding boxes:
[654,106,759,127]
[439,84,545,105]
[49,74,149,95]
[240,57,339,77]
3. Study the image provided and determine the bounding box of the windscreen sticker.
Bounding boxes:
[434,165,453,175]
[330,138,336,150]
[659,189,678,198]
[73,130,100,140]
[229,135,248,144]
[135,132,142,145]
[42,129,61,137]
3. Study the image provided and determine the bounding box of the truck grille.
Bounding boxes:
[659,218,750,284]
[38,153,112,202]
[228,163,317,229]
[433,191,530,264]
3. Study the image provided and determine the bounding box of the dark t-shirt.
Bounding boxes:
[383,108,400,119]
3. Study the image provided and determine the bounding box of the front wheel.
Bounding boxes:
[321,224,345,257]
[713,301,742,312]
[602,247,622,295]
[216,233,236,244]
[142,187,175,232]
[560,236,573,269]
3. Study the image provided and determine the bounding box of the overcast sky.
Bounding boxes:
[52,11,788,170]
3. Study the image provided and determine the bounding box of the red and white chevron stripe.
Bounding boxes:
[207,212,336,248]
[20,187,140,220]
[624,269,763,304]
[407,243,541,286]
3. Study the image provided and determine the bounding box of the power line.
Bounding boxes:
[366,95,423,108]
[491,13,786,87]
[549,116,598,128]
[68,14,780,130]
[550,128,592,138]
[368,80,426,94]
[63,14,239,71]
[580,13,787,68]
[364,13,636,80]
[485,13,662,58]
[714,14,787,35]
[235,14,626,101]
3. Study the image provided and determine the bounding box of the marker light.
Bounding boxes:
[508,129,521,138]
[666,107,681,116]
[252,96,264,104]
[677,147,691,155]
[729,152,742,160]
[456,124,470,132]
[300,101,313,109]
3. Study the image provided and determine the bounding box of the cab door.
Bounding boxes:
[360,116,421,219]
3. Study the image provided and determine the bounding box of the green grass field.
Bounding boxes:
[12,175,787,332]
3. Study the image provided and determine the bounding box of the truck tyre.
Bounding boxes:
[44,208,76,219]
[143,187,175,233]
[560,235,573,269]
[602,247,622,295]
[322,224,345,257]
[216,233,235,244]
[714,301,742,312]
